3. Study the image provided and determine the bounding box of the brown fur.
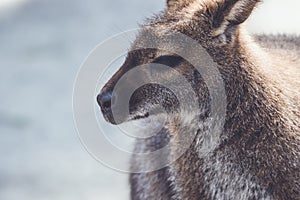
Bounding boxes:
[97,0,300,199]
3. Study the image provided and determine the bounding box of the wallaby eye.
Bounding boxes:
[148,55,184,77]
[152,55,184,68]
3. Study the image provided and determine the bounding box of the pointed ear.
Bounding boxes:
[212,0,261,36]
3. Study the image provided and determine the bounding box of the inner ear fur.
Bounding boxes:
[213,0,261,35]
[166,0,261,36]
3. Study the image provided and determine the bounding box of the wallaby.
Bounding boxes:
[97,0,300,199]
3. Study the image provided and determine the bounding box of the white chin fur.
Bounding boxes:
[127,114,167,138]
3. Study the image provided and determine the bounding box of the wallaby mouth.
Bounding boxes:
[97,83,178,125]
[97,89,153,125]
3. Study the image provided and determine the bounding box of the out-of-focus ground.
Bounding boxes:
[0,0,299,200]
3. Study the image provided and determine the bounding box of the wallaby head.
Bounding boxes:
[97,0,261,125]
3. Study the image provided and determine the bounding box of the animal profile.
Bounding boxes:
[97,0,300,199]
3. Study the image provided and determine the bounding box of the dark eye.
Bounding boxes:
[151,55,184,68]
[148,55,184,77]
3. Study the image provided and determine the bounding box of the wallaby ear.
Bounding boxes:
[213,0,261,36]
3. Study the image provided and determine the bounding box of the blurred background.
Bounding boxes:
[0,0,299,200]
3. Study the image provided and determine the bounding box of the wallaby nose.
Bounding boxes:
[97,92,112,110]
